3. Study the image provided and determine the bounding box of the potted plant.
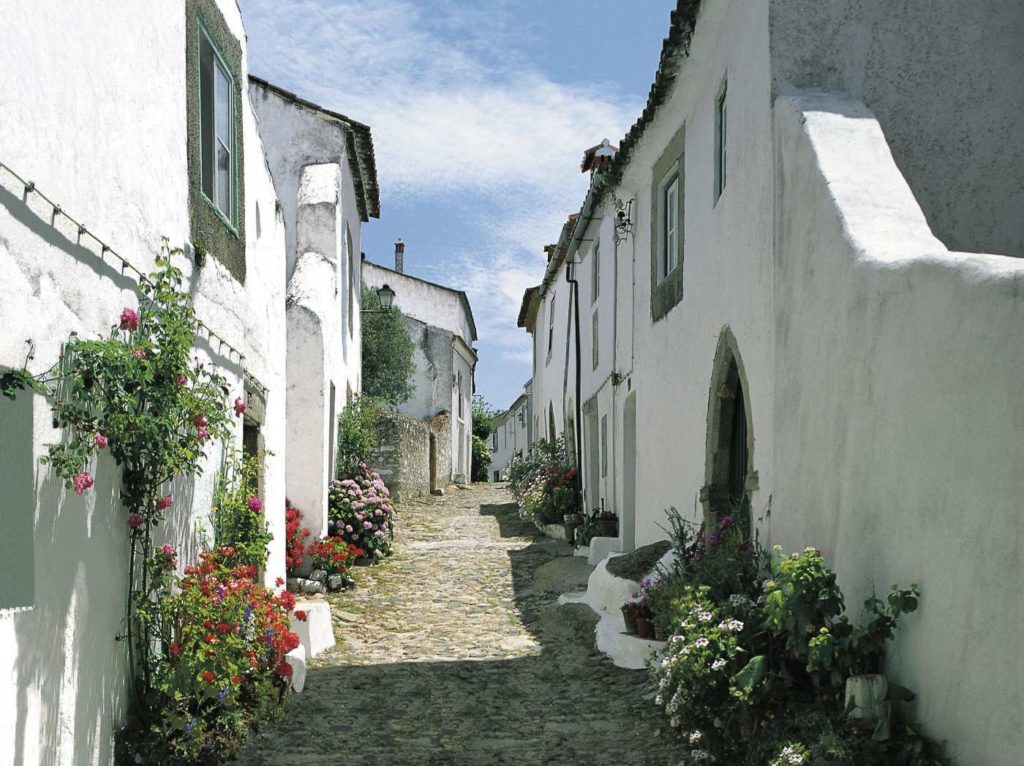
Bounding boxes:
[620,600,639,634]
[631,577,656,639]
[598,509,619,538]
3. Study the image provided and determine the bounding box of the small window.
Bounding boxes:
[592,312,599,370]
[200,26,236,225]
[714,79,727,203]
[457,372,463,418]
[600,414,608,478]
[492,431,498,449]
[547,296,556,358]
[662,174,680,278]
[591,242,600,303]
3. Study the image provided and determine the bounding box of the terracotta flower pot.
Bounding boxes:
[621,605,639,634]
[653,622,668,641]
[635,615,655,640]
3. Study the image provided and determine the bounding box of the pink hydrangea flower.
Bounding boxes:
[119,307,139,331]
[362,521,373,530]
[247,496,263,512]
[193,414,208,428]
[94,433,108,449]
[233,397,247,418]
[155,495,173,511]
[127,513,145,529]
[73,471,94,495]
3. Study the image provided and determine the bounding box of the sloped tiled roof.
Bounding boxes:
[249,75,381,221]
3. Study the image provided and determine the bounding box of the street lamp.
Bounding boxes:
[377,283,396,311]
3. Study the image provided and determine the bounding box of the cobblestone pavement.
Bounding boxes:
[236,484,684,766]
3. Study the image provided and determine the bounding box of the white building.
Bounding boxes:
[520,2,1024,764]
[488,385,533,481]
[0,2,378,762]
[363,249,478,484]
[249,77,380,537]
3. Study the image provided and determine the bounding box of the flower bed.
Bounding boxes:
[506,437,581,528]
[641,509,943,765]
[120,547,300,764]
[328,463,396,559]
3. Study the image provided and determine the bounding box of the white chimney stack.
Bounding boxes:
[395,239,405,274]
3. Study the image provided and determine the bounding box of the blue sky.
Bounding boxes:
[239,0,676,410]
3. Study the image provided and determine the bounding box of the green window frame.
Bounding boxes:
[198,20,238,231]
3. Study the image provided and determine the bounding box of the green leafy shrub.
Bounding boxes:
[336,395,380,478]
[471,434,492,482]
[211,452,273,572]
[361,287,415,405]
[506,437,579,528]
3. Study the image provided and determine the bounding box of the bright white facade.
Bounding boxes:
[0,2,379,762]
[362,258,478,484]
[249,78,380,537]
[519,3,1024,764]
[488,387,532,481]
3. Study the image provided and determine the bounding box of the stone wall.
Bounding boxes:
[370,411,452,501]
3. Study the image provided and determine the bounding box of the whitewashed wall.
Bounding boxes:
[773,93,1024,766]
[362,261,478,484]
[624,0,776,547]
[529,259,576,451]
[0,1,288,763]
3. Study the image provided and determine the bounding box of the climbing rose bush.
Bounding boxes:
[328,463,396,558]
[211,452,273,572]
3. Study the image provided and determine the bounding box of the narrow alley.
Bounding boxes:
[237,484,680,766]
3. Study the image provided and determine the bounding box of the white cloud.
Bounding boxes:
[239,0,643,401]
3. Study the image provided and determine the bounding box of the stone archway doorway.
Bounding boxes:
[701,329,754,537]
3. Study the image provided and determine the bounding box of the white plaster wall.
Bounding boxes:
[530,264,576,448]
[0,1,289,762]
[248,84,363,402]
[285,163,349,538]
[362,261,475,345]
[451,346,475,482]
[770,0,1024,258]
[624,0,776,546]
[773,93,1024,766]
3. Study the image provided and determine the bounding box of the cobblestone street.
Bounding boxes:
[236,483,683,766]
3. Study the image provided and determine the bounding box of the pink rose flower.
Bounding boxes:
[155,495,173,511]
[247,496,263,513]
[193,414,208,428]
[196,426,209,441]
[119,307,139,331]
[127,513,145,529]
[73,471,94,495]
[159,543,175,557]
[131,349,147,360]
[94,433,108,449]
[175,374,188,385]
[233,397,247,418]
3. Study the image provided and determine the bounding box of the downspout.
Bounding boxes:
[565,259,583,498]
[611,225,619,519]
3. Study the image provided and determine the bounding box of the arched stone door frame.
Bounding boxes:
[700,326,756,536]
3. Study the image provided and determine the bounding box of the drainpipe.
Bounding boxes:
[565,258,583,502]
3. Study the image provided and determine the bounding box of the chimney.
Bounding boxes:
[394,239,405,274]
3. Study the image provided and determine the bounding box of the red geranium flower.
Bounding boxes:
[201,670,215,683]
[294,610,307,622]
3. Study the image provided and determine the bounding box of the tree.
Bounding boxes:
[470,396,499,482]
[361,286,416,405]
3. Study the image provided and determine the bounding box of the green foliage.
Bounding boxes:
[471,395,498,440]
[211,451,273,571]
[336,395,381,478]
[471,434,491,482]
[360,287,415,405]
[506,437,580,527]
[648,526,930,765]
